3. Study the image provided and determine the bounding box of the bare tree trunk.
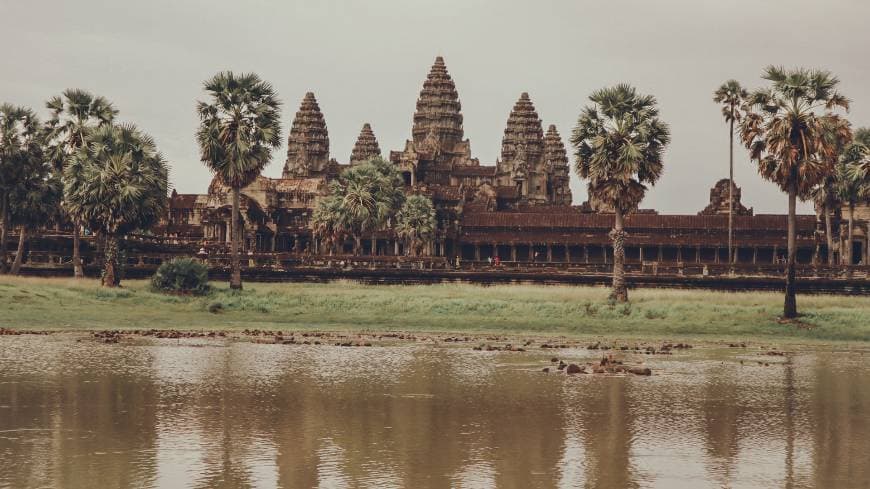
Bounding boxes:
[783,182,798,319]
[0,192,8,274]
[824,202,834,266]
[610,208,628,302]
[73,218,84,278]
[728,115,734,264]
[230,187,242,290]
[102,234,119,287]
[10,226,27,275]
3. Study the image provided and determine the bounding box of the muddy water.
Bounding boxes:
[0,335,868,489]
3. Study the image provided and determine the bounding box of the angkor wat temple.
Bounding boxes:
[159,57,869,267]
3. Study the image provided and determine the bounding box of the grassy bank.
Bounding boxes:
[1,276,869,342]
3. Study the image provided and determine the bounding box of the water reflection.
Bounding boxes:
[1,336,869,488]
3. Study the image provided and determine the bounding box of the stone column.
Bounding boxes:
[546,244,552,262]
[753,247,758,265]
[510,245,517,262]
[371,237,377,256]
[772,245,778,264]
[474,245,480,262]
[584,246,589,264]
[639,246,644,263]
[565,244,571,263]
[696,245,701,263]
[676,246,682,263]
[715,247,720,264]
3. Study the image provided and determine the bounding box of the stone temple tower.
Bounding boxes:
[544,124,573,206]
[412,56,465,154]
[497,93,548,204]
[349,123,381,165]
[283,92,331,178]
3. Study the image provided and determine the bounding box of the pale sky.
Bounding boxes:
[2,0,869,214]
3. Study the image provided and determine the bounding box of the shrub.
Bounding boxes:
[207,301,224,314]
[150,258,210,295]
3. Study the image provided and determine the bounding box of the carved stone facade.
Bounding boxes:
[282,92,336,178]
[698,179,752,216]
[158,56,857,264]
[349,123,381,165]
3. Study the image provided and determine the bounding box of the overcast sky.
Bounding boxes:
[3,0,869,214]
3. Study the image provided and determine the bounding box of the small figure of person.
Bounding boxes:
[494,256,501,267]
[487,256,492,266]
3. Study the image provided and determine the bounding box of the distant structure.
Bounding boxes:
[160,56,867,265]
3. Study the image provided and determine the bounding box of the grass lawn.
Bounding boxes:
[1,276,869,343]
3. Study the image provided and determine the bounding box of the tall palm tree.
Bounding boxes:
[0,104,43,274]
[196,72,282,289]
[810,173,842,266]
[571,84,671,302]
[45,89,118,278]
[740,66,850,318]
[64,124,168,287]
[396,195,436,256]
[713,80,748,264]
[838,127,870,265]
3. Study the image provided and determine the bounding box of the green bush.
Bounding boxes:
[150,258,210,295]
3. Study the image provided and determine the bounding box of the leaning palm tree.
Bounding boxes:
[396,194,436,256]
[196,72,282,289]
[713,80,748,264]
[0,104,43,274]
[810,173,842,265]
[740,66,851,318]
[809,116,853,265]
[310,194,345,255]
[64,124,168,287]
[45,89,118,278]
[571,84,671,302]
[837,127,870,265]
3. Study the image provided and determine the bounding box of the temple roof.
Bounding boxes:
[544,124,569,170]
[412,56,464,151]
[501,92,544,163]
[349,123,381,164]
[283,92,330,177]
[462,210,816,232]
[452,165,497,177]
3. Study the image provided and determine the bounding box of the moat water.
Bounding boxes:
[1,334,868,489]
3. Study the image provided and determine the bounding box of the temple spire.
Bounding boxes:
[349,123,381,164]
[283,92,330,178]
[411,56,464,152]
[544,124,573,205]
[500,92,544,165]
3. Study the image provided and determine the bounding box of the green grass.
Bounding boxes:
[1,276,869,343]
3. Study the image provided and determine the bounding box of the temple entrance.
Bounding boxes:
[852,240,864,265]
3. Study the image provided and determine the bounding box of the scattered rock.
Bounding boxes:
[566,363,583,374]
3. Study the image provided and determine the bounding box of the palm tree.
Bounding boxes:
[9,170,62,275]
[809,117,853,265]
[396,195,436,256]
[570,84,671,302]
[838,127,870,265]
[810,173,842,265]
[0,104,43,274]
[196,72,282,289]
[310,195,345,255]
[324,158,405,255]
[64,124,168,287]
[45,89,118,278]
[740,66,850,318]
[713,80,748,264]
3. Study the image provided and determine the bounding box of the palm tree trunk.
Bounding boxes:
[0,192,8,274]
[354,235,362,256]
[230,187,242,290]
[824,202,834,266]
[10,226,27,275]
[611,208,628,302]
[102,234,119,287]
[847,203,855,266]
[72,218,84,278]
[728,115,734,264]
[783,182,798,319]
